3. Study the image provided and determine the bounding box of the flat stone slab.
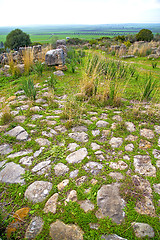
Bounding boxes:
[140,128,154,139]
[109,137,123,148]
[96,120,109,128]
[97,183,126,224]
[67,143,79,152]
[125,122,136,132]
[0,162,25,184]
[25,181,52,203]
[43,193,59,214]
[50,220,84,240]
[25,216,44,239]
[66,148,88,164]
[125,143,134,151]
[0,144,13,155]
[57,179,69,191]
[83,161,103,175]
[91,143,101,150]
[35,138,51,146]
[68,132,88,142]
[101,234,127,240]
[132,222,154,238]
[109,161,128,170]
[112,115,123,121]
[109,172,124,181]
[5,126,28,141]
[54,163,69,176]
[134,155,156,177]
[7,149,33,158]
[79,200,94,212]
[72,126,88,132]
[32,160,51,173]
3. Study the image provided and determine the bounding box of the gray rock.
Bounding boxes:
[57,179,69,191]
[109,137,123,148]
[96,120,109,128]
[30,106,41,112]
[54,163,69,176]
[101,234,127,240]
[134,155,156,177]
[14,115,26,123]
[35,138,51,146]
[31,114,43,121]
[125,143,134,151]
[17,105,29,110]
[67,143,79,152]
[5,125,28,141]
[91,143,101,150]
[45,49,65,66]
[158,138,160,147]
[49,220,84,240]
[70,169,79,178]
[132,222,154,238]
[112,115,123,121]
[83,161,103,175]
[32,160,51,174]
[54,70,64,76]
[25,216,44,239]
[92,130,100,136]
[0,160,6,168]
[140,128,154,139]
[19,156,33,166]
[54,125,67,133]
[79,200,94,212]
[0,162,25,184]
[125,122,136,132]
[72,126,88,132]
[34,147,45,158]
[125,134,138,141]
[7,149,32,158]
[24,181,52,203]
[76,176,87,186]
[0,144,13,155]
[154,125,160,134]
[97,183,126,224]
[153,183,160,195]
[153,149,160,159]
[43,193,59,214]
[68,132,88,142]
[109,161,128,170]
[109,172,124,181]
[66,148,88,164]
[65,190,77,203]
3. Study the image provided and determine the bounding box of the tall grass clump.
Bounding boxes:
[23,47,34,75]
[141,73,156,101]
[47,73,57,89]
[0,101,12,125]
[8,53,21,77]
[34,61,44,76]
[22,78,36,101]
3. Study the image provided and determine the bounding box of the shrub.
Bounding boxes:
[136,29,153,42]
[5,29,31,50]
[22,78,36,101]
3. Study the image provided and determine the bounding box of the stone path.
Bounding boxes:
[0,82,160,239]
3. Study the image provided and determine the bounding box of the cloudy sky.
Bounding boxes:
[0,0,160,26]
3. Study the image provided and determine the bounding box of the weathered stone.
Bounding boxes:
[125,134,138,141]
[7,149,32,158]
[54,70,64,76]
[132,222,154,238]
[101,234,127,240]
[25,216,44,240]
[89,223,99,230]
[45,49,65,66]
[79,200,94,212]
[30,106,41,112]
[68,132,88,142]
[54,163,69,176]
[32,160,51,174]
[112,115,123,121]
[96,120,109,128]
[49,220,84,240]
[109,161,128,170]
[24,181,52,203]
[67,143,79,152]
[139,139,152,150]
[33,147,45,158]
[35,138,51,146]
[125,143,134,151]
[156,160,160,168]
[153,183,160,195]
[70,169,79,178]
[0,162,25,184]
[17,105,29,111]
[109,172,124,181]
[158,137,160,147]
[83,161,103,175]
[97,183,126,224]
[0,160,6,168]
[134,155,156,177]
[0,144,13,155]
[109,137,123,148]
[154,125,160,134]
[65,190,77,203]
[31,114,43,121]
[92,130,100,136]
[76,176,87,186]
[66,148,88,164]
[123,155,130,161]
[54,125,67,133]
[43,193,59,214]
[140,128,154,139]
[125,122,136,132]
[100,113,108,119]
[153,149,160,159]
[19,156,33,166]
[91,142,101,150]
[72,126,88,132]
[57,179,69,191]
[5,125,28,141]
[14,115,26,123]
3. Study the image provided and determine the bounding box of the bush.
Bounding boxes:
[136,29,153,42]
[5,29,31,50]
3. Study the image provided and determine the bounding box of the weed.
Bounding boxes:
[0,101,13,125]
[22,78,36,101]
[23,47,34,75]
[47,73,57,89]
[141,73,156,101]
[34,61,44,76]
[151,62,158,69]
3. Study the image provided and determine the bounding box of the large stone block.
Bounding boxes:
[45,49,65,66]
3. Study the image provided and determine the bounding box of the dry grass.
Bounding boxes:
[0,100,12,125]
[22,47,34,74]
